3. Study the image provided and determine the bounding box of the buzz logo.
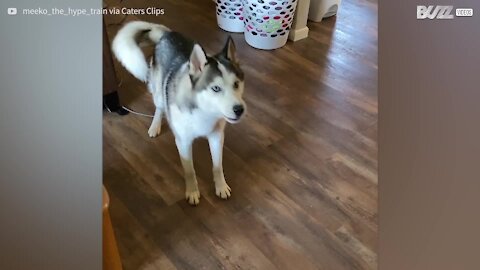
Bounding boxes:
[417,5,454,19]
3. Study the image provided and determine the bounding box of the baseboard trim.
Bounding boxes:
[288,27,309,41]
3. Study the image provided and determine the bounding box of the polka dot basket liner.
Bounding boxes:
[243,0,298,50]
[216,0,245,33]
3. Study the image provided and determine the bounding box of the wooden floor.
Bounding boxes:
[103,0,377,269]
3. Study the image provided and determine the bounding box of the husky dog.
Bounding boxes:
[112,21,246,205]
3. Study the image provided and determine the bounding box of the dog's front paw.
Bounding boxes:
[186,190,200,205]
[215,183,231,199]
[148,124,161,138]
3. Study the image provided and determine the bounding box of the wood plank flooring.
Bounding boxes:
[103,0,377,269]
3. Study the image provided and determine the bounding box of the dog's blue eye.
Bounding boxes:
[211,86,222,92]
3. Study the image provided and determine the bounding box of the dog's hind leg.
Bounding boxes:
[148,108,163,138]
[175,137,201,205]
[148,77,164,138]
[208,131,231,199]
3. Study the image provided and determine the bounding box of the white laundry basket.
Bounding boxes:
[243,0,298,50]
[216,0,245,33]
[308,0,341,22]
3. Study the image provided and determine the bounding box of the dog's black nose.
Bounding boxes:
[233,104,244,117]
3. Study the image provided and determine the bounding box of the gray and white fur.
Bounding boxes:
[112,21,246,205]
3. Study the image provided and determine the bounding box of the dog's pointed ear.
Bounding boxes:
[220,36,237,63]
[189,44,207,75]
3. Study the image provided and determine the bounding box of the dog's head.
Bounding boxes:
[188,37,246,123]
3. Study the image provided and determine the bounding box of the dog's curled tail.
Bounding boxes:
[112,21,169,82]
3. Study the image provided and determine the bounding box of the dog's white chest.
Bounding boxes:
[169,106,221,139]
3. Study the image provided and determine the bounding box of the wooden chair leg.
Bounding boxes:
[103,187,123,270]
